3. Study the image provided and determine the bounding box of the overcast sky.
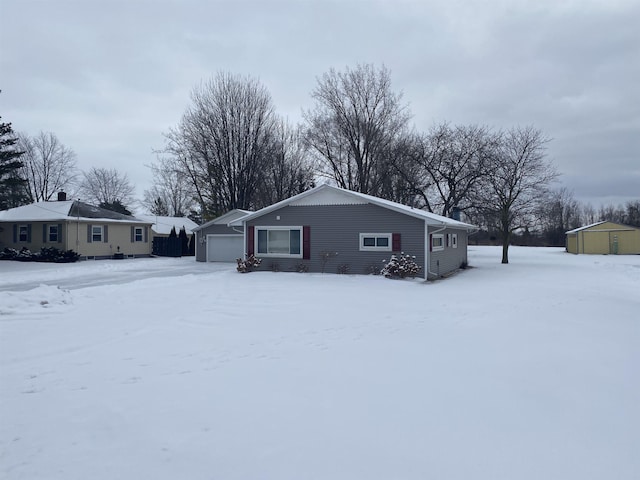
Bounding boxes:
[2,0,638,212]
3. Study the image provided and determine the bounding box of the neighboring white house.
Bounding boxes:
[137,215,199,239]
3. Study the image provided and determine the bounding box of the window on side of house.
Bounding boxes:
[134,227,143,242]
[256,227,302,257]
[432,234,444,252]
[359,233,392,251]
[18,225,29,242]
[452,233,458,248]
[92,225,103,242]
[48,225,59,242]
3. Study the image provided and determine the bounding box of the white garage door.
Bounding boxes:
[207,234,243,262]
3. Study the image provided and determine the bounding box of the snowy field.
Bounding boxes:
[1,246,638,480]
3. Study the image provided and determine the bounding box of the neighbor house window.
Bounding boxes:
[134,227,143,242]
[48,225,59,242]
[256,227,302,257]
[451,233,458,248]
[92,225,103,242]
[18,225,29,242]
[359,233,392,251]
[431,234,444,252]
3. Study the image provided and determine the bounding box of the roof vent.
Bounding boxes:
[57,191,67,201]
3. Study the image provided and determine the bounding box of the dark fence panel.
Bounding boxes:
[152,236,182,257]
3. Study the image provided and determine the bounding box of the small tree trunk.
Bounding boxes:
[501,220,510,264]
[501,240,509,264]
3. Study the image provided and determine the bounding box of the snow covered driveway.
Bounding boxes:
[1,247,638,479]
[0,257,233,292]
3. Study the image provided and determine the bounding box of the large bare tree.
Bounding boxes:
[79,167,135,210]
[258,119,315,205]
[304,64,411,196]
[162,72,276,218]
[18,131,77,202]
[142,156,196,217]
[420,124,499,217]
[474,126,558,263]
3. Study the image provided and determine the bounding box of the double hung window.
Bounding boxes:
[256,227,302,257]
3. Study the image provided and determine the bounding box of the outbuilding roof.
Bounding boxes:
[565,221,639,234]
[229,184,477,230]
[137,215,200,235]
[0,200,151,224]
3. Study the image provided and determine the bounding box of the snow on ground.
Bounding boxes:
[0,247,638,480]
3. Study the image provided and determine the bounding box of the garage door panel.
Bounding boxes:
[207,235,243,262]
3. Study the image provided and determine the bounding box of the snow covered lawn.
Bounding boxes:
[1,247,638,479]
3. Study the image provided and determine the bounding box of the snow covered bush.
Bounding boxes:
[0,248,19,260]
[236,254,262,273]
[381,253,421,279]
[15,247,34,261]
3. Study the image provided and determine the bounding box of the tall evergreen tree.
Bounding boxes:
[0,114,28,209]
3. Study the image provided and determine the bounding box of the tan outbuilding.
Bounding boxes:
[566,221,640,255]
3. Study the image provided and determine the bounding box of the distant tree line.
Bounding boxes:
[2,67,638,263]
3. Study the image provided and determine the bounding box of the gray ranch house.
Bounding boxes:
[193,209,251,262]
[229,184,477,279]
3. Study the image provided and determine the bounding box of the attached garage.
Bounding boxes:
[566,221,640,255]
[192,209,252,263]
[206,234,243,262]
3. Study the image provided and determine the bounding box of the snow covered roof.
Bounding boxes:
[230,184,477,230]
[0,200,152,224]
[565,221,638,234]
[192,209,252,231]
[137,215,200,235]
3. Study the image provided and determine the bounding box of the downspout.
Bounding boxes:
[427,223,447,279]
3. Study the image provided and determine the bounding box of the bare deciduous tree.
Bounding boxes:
[18,131,77,202]
[143,156,196,217]
[538,187,582,246]
[475,126,558,263]
[304,64,411,196]
[162,72,276,218]
[79,167,135,210]
[258,119,315,205]
[420,124,499,217]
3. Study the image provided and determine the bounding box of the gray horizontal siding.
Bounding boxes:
[428,227,469,278]
[248,204,425,276]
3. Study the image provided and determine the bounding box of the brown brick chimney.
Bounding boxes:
[57,191,67,201]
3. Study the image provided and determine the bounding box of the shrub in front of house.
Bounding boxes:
[381,253,422,279]
[0,247,80,263]
[236,254,262,273]
[0,247,20,260]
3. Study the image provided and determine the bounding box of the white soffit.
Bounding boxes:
[290,188,367,206]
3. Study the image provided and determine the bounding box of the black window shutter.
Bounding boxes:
[58,224,63,243]
[144,226,148,243]
[27,224,32,242]
[43,224,47,243]
[131,226,134,242]
[392,233,401,252]
[13,224,17,243]
[103,225,108,243]
[303,226,311,260]
[87,224,92,243]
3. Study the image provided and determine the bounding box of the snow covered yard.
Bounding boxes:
[1,247,638,480]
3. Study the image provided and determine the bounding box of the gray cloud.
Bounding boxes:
[2,0,638,210]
